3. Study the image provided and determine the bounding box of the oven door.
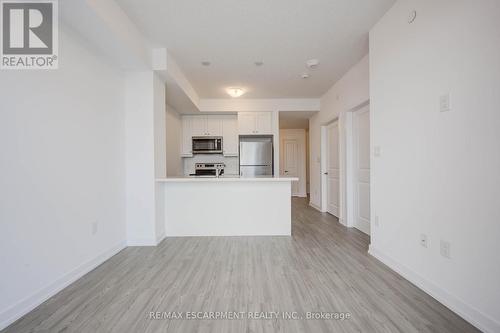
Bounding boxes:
[195,169,216,176]
[192,137,223,154]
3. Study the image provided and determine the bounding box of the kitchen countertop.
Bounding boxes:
[156,176,299,183]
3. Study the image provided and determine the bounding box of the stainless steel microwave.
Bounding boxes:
[192,136,223,154]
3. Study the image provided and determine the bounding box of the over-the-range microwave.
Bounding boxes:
[192,136,223,154]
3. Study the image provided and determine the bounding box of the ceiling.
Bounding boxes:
[116,0,395,99]
[279,111,317,129]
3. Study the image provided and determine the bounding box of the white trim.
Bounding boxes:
[127,238,158,246]
[368,246,500,333]
[198,98,320,112]
[309,201,322,212]
[0,241,126,331]
[319,125,328,212]
[344,111,355,228]
[156,231,166,244]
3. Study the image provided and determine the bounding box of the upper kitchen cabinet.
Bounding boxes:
[181,116,194,157]
[181,115,228,157]
[191,115,222,137]
[238,112,273,135]
[221,115,238,156]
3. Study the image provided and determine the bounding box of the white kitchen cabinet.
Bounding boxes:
[191,116,207,136]
[238,112,273,135]
[190,115,222,136]
[181,116,193,157]
[206,117,222,136]
[221,115,238,156]
[255,112,272,134]
[181,115,231,157]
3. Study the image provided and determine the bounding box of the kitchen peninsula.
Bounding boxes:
[156,176,298,236]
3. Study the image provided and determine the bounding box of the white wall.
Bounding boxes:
[165,105,183,177]
[124,72,156,245]
[125,71,166,246]
[154,74,167,241]
[0,26,126,328]
[309,56,369,210]
[369,1,500,332]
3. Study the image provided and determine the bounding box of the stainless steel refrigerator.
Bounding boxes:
[239,136,274,177]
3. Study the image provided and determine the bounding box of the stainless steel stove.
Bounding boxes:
[190,163,225,177]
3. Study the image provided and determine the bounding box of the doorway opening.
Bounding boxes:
[279,111,317,197]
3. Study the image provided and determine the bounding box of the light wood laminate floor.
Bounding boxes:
[4,198,479,333]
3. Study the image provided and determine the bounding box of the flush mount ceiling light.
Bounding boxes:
[301,73,310,79]
[306,59,320,70]
[201,61,211,66]
[227,87,245,98]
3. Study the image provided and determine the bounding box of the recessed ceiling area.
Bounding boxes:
[115,0,395,99]
[279,111,317,130]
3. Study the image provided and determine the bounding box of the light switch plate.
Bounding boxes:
[440,93,451,112]
[420,234,428,248]
[440,240,451,258]
[374,146,381,157]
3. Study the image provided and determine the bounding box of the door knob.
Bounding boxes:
[324,172,329,175]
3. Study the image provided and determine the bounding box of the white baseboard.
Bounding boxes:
[368,245,500,333]
[127,238,158,246]
[0,241,126,331]
[156,230,166,245]
[309,201,322,212]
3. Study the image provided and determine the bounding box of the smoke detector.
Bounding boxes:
[306,59,320,70]
[408,10,417,24]
[301,73,310,79]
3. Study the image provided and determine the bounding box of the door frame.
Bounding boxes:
[319,100,370,230]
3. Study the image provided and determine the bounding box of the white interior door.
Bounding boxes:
[326,121,339,217]
[282,139,299,195]
[353,106,370,234]
[280,129,306,197]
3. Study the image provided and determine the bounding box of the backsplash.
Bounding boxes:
[183,155,239,176]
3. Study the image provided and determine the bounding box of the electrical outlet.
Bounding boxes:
[440,93,451,112]
[374,146,381,157]
[420,234,428,248]
[440,240,451,258]
[92,221,98,235]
